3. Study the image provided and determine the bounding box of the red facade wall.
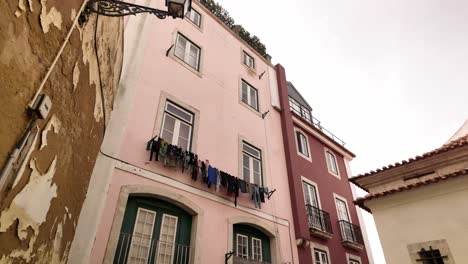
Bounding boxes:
[276,64,369,264]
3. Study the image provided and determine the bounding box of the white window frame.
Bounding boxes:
[185,8,201,27]
[297,131,309,157]
[174,33,201,71]
[242,51,255,69]
[157,214,179,264]
[302,179,320,208]
[333,193,352,223]
[324,148,340,178]
[313,248,330,264]
[128,208,156,264]
[241,141,263,186]
[294,127,312,162]
[346,253,362,264]
[240,79,259,112]
[251,237,263,261]
[236,234,249,259]
[160,101,194,151]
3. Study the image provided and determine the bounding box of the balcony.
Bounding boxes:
[289,105,346,147]
[233,256,271,264]
[338,220,364,250]
[306,205,333,239]
[114,233,193,264]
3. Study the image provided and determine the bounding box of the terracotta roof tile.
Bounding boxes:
[354,168,468,212]
[350,134,468,182]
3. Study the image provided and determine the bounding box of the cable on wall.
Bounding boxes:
[28,0,89,108]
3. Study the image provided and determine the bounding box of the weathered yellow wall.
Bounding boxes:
[367,176,468,264]
[0,0,123,262]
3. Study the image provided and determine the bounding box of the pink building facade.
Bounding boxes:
[68,1,298,264]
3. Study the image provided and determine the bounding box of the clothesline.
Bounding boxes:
[146,136,276,208]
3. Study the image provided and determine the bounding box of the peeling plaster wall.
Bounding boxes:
[0,0,123,262]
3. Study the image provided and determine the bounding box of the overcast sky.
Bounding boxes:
[215,0,468,262]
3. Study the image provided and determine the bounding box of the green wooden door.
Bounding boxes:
[114,196,192,264]
[233,224,271,263]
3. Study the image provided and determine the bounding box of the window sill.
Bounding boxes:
[168,52,203,79]
[297,152,312,163]
[328,170,341,180]
[242,63,257,75]
[239,100,262,118]
[186,19,204,33]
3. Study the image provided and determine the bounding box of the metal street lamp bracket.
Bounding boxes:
[80,0,175,24]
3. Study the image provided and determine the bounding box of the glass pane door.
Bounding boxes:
[157,214,178,264]
[128,208,156,264]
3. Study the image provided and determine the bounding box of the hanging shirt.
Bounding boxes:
[207,166,218,188]
[238,180,248,193]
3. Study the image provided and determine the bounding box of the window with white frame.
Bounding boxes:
[128,208,156,264]
[236,234,249,259]
[242,141,263,186]
[302,181,319,208]
[296,131,309,157]
[157,214,179,264]
[335,197,350,222]
[241,80,259,111]
[174,33,201,70]
[160,101,194,151]
[252,237,263,261]
[185,8,201,27]
[349,259,360,264]
[325,150,339,175]
[243,51,255,69]
[314,249,329,264]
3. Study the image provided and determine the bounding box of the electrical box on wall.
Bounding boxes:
[32,94,52,119]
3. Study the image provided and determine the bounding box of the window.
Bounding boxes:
[157,214,179,264]
[252,238,263,261]
[174,33,201,70]
[236,234,249,259]
[241,80,259,111]
[296,131,309,157]
[302,181,319,208]
[185,9,201,27]
[335,197,350,222]
[314,249,329,264]
[242,141,263,186]
[418,247,446,264]
[243,51,255,69]
[160,101,194,151]
[115,196,192,264]
[128,208,156,264]
[233,224,271,263]
[349,259,360,264]
[325,150,339,175]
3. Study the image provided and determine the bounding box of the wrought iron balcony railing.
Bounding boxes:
[114,232,192,264]
[232,255,271,264]
[290,106,346,147]
[338,220,364,248]
[306,204,333,236]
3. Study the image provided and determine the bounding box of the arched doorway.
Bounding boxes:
[113,196,192,264]
[233,224,272,263]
